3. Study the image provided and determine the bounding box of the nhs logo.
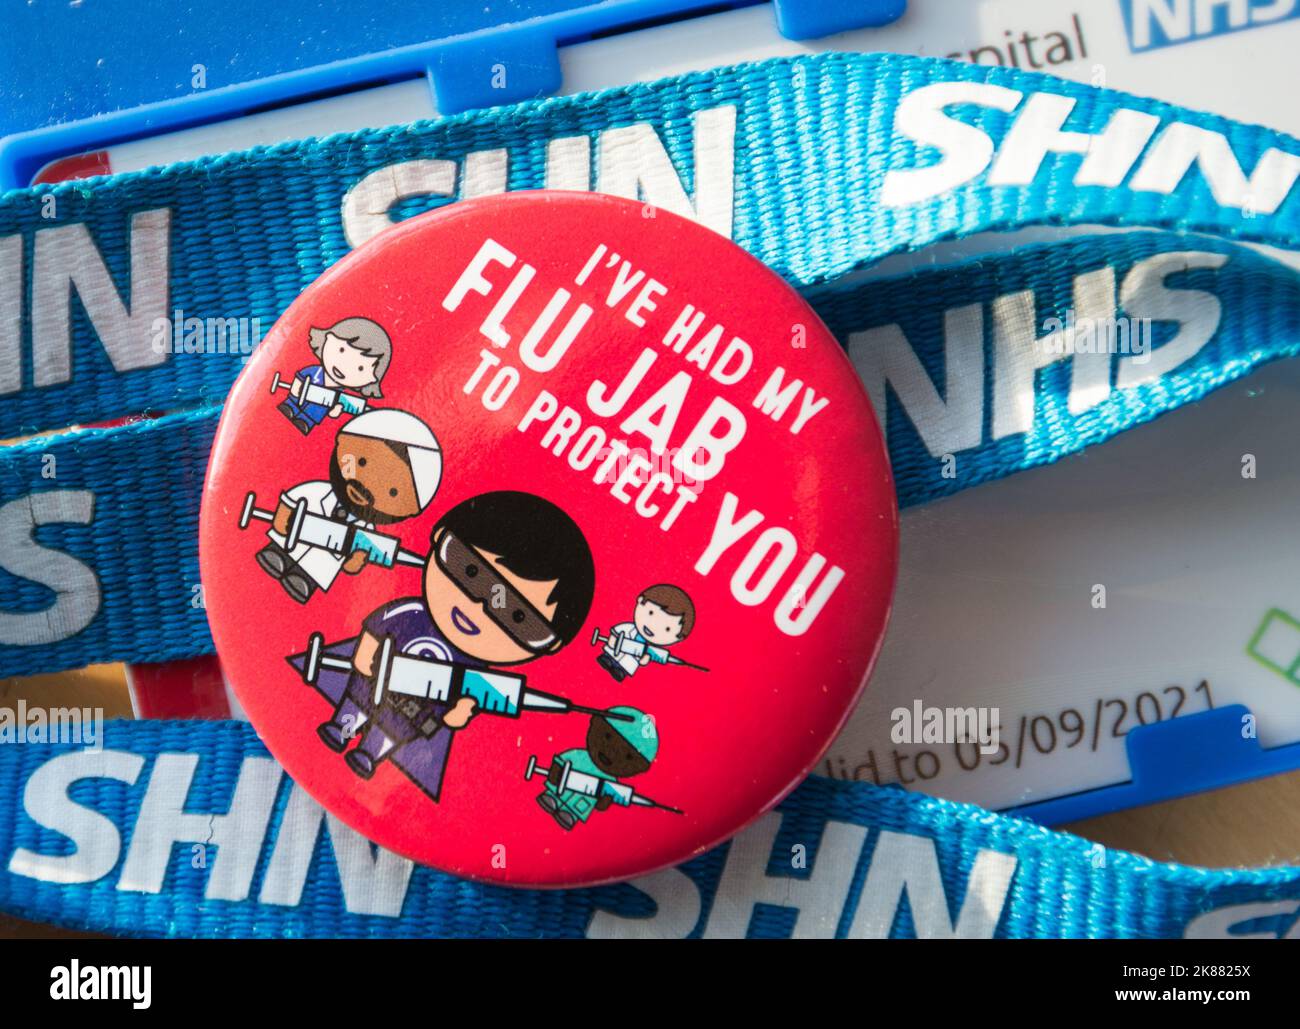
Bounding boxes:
[1120,0,1300,51]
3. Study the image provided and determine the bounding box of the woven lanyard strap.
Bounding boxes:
[1,720,1297,939]
[2,53,1300,936]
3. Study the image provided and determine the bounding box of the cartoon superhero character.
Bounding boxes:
[273,316,392,435]
[535,706,662,830]
[593,584,706,682]
[256,409,441,604]
[300,490,597,797]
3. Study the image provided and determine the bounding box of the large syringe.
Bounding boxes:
[240,491,426,569]
[270,370,369,415]
[524,754,683,814]
[591,627,709,671]
[299,631,634,719]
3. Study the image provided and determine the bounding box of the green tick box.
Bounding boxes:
[1247,608,1300,687]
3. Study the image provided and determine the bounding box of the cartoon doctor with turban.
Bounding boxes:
[257,409,442,604]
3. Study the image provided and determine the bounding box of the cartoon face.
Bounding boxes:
[425,533,561,665]
[586,715,652,778]
[634,596,685,645]
[330,432,421,524]
[321,332,381,391]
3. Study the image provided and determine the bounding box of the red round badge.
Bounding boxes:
[200,191,898,887]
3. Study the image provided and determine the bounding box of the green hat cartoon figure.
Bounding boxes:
[535,706,660,831]
[611,706,659,763]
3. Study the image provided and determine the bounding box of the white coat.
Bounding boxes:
[267,480,373,590]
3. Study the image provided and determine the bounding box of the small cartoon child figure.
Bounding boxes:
[537,707,658,830]
[278,317,392,435]
[596,584,698,682]
[257,410,441,604]
[315,491,596,793]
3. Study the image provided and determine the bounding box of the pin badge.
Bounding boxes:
[200,191,898,887]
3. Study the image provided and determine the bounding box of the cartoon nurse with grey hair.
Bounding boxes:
[272,316,394,436]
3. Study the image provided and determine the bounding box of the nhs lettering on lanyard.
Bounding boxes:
[3,52,1300,937]
[6,721,1299,938]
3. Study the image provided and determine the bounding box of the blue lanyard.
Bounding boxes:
[5,229,1298,677]
[4,52,1300,937]
[2,719,1298,938]
[6,52,1300,440]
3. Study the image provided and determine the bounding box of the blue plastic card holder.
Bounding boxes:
[0,0,905,188]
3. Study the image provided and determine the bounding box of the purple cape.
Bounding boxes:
[286,637,454,802]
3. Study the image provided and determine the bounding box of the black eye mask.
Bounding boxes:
[434,531,560,654]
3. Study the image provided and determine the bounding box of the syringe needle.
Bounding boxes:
[569,702,633,721]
